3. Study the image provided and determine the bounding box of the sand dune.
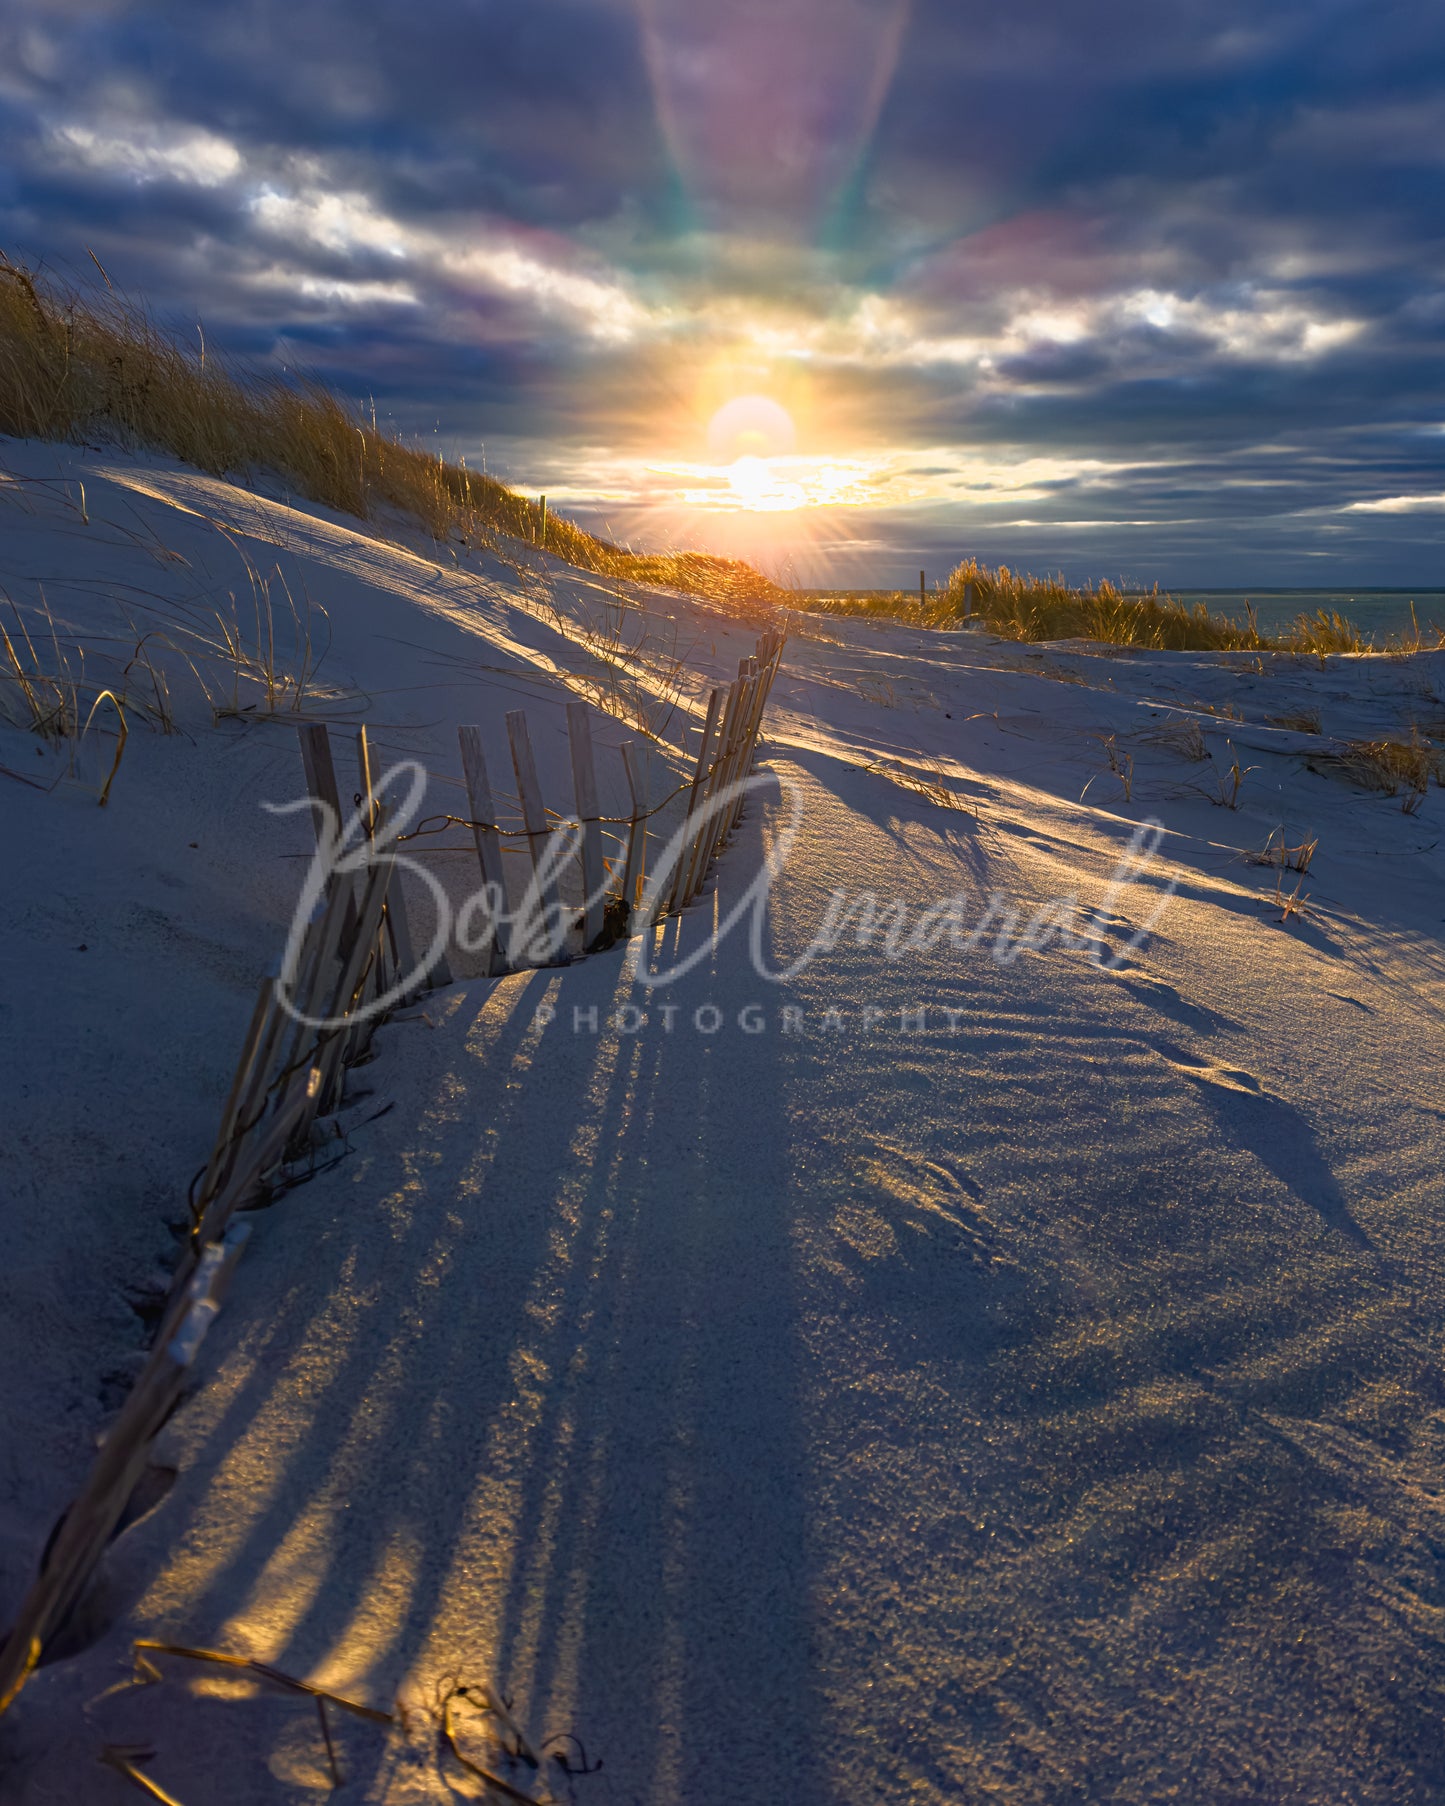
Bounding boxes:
[3,440,1444,1802]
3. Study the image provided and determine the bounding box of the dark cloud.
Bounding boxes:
[0,0,1442,582]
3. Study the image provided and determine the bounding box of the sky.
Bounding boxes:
[2,0,1444,588]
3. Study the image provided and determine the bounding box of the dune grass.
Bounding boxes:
[799,559,1443,655]
[0,258,783,610]
[8,259,1441,656]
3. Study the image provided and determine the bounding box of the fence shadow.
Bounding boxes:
[90,791,825,1803]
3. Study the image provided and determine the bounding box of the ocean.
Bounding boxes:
[1132,590,1445,642]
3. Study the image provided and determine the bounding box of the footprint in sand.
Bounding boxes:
[1151,1040,1372,1249]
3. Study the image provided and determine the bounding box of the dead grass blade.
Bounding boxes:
[1332,732,1443,807]
[98,1747,190,1806]
[78,687,128,805]
[1139,716,1209,761]
[1267,707,1322,734]
[1273,873,1311,921]
[131,1639,394,1724]
[128,1639,394,1795]
[1246,827,1318,874]
[1198,743,1256,809]
[440,1684,544,1803]
[863,756,975,812]
[1094,732,1134,801]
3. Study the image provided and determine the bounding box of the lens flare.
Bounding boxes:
[638,0,912,230]
[707,395,798,461]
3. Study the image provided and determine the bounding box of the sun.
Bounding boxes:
[725,455,810,511]
[706,395,797,462]
[644,386,909,525]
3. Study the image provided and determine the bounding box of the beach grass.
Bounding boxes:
[796,560,1444,655]
[0,258,784,611]
[8,260,1443,654]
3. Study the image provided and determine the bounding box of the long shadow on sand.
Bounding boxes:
[105,797,825,1803]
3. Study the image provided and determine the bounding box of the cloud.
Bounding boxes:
[0,0,1441,582]
[48,120,244,186]
[1344,493,1445,514]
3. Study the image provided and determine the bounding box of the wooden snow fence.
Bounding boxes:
[0,728,440,1715]
[0,627,785,1716]
[420,624,787,969]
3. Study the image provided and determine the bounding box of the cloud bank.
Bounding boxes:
[2,0,1443,584]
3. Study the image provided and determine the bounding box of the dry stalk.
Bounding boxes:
[1095,732,1134,802]
[1333,732,1442,809]
[1139,716,1208,761]
[1267,708,1322,734]
[98,1747,189,1806]
[1201,743,1255,809]
[864,756,974,812]
[1246,827,1318,874]
[1273,873,1311,921]
[77,688,128,805]
[439,1683,545,1803]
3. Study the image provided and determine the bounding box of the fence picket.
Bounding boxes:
[506,709,564,966]
[0,629,791,1717]
[458,725,509,975]
[665,687,722,912]
[681,678,743,906]
[620,741,649,924]
[567,701,607,952]
[356,724,448,996]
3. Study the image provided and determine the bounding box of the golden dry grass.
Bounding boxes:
[1246,827,1319,874]
[1333,732,1444,811]
[0,259,783,611]
[800,559,1445,656]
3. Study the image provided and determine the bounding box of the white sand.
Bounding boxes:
[3,439,1444,1802]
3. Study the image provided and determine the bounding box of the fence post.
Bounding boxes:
[303,841,395,1135]
[620,741,649,927]
[297,722,359,938]
[196,978,273,1207]
[665,688,722,913]
[458,726,510,975]
[567,701,607,952]
[0,1222,252,1716]
[681,678,742,907]
[723,657,763,836]
[356,725,448,996]
[505,709,564,966]
[717,659,759,839]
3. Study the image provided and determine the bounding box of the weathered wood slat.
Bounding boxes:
[505,709,563,966]
[458,725,509,975]
[270,872,351,1138]
[682,677,744,906]
[0,1222,252,1715]
[356,724,448,998]
[619,740,649,927]
[712,669,757,850]
[664,687,721,912]
[567,701,607,952]
[196,977,274,1206]
[301,842,395,1139]
[297,721,343,826]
